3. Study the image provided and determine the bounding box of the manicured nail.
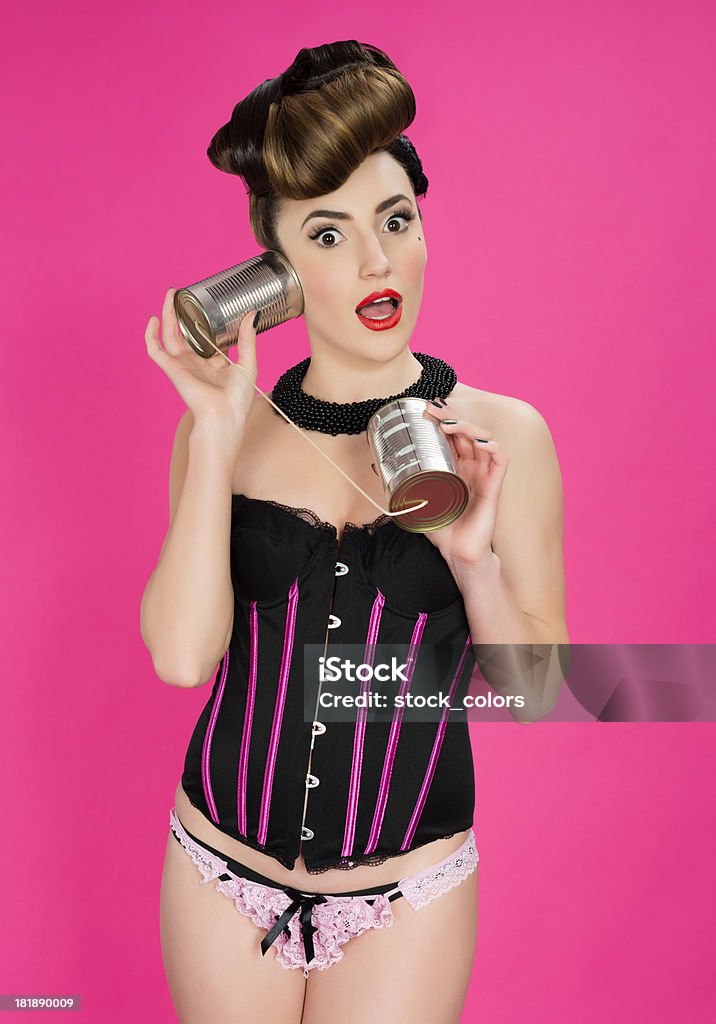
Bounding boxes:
[441,419,459,425]
[475,437,490,443]
[429,399,443,408]
[252,311,260,329]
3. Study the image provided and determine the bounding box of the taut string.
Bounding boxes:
[193,318,427,520]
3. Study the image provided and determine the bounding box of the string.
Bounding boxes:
[192,316,428,520]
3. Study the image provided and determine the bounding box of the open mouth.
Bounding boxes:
[355,295,403,330]
[355,296,399,320]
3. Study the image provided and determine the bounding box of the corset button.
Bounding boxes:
[312,721,326,736]
[328,614,341,629]
[305,773,320,788]
[301,826,314,841]
[335,561,349,576]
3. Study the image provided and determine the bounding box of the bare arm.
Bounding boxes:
[139,287,259,688]
[454,399,569,721]
[140,411,242,687]
[426,394,568,723]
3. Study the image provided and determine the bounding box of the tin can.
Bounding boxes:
[366,397,469,533]
[173,250,304,358]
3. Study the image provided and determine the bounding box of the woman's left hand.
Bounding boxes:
[420,401,509,571]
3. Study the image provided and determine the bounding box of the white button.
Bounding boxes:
[312,721,326,736]
[301,826,314,840]
[335,562,349,576]
[306,773,320,788]
[328,614,341,629]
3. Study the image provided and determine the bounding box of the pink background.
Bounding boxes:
[3,1,714,1021]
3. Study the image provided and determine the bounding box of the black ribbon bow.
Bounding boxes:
[260,887,329,966]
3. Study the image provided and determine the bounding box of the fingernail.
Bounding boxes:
[441,419,459,425]
[475,437,490,443]
[252,311,260,329]
[429,399,442,408]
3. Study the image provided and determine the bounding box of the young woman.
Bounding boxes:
[141,40,567,1024]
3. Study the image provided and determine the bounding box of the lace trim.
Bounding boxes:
[260,500,334,531]
[176,797,469,878]
[170,809,396,977]
[174,799,297,871]
[251,497,393,538]
[171,810,477,974]
[346,514,394,537]
[302,833,458,875]
[170,809,230,883]
[399,831,479,911]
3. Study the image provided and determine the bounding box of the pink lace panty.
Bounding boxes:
[169,808,478,978]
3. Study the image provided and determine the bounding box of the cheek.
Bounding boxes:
[403,240,427,281]
[289,253,325,298]
[299,263,346,319]
[311,269,344,308]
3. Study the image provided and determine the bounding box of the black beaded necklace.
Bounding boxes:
[270,351,457,436]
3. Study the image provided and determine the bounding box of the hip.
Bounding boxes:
[174,781,473,893]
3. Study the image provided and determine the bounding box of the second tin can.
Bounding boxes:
[173,250,304,358]
[366,397,469,533]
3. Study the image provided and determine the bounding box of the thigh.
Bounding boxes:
[302,867,479,1024]
[159,833,306,1024]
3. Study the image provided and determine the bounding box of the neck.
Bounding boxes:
[301,345,424,403]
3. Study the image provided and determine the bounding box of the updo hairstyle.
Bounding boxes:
[207,40,429,252]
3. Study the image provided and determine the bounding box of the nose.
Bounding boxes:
[359,235,392,279]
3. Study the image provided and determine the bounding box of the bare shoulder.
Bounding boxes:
[453,383,567,646]
[448,381,551,450]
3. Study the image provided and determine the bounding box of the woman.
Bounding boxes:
[141,40,568,1024]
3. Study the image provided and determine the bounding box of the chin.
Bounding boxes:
[366,326,417,357]
[364,339,416,365]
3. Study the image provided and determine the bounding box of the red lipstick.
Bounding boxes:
[355,288,403,332]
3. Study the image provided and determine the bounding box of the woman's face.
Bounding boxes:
[273,151,427,362]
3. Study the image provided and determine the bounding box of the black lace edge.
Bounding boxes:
[238,495,394,537]
[177,794,465,876]
[302,834,459,875]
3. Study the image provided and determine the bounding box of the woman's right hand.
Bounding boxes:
[144,287,259,434]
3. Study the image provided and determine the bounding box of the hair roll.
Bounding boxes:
[207,40,429,250]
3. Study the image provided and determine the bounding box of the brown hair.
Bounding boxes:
[207,40,429,251]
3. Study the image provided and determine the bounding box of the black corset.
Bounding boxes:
[181,494,476,874]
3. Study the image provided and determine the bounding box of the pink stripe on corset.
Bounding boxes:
[341,589,385,857]
[201,648,230,823]
[363,611,428,856]
[257,578,299,846]
[401,632,473,850]
[236,600,258,836]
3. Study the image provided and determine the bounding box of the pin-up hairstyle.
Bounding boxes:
[207,40,429,251]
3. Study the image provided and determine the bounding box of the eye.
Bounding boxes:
[308,225,343,248]
[308,206,417,249]
[384,207,416,233]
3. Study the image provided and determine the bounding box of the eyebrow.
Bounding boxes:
[300,193,412,230]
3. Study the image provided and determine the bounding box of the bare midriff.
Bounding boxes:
[174,781,470,893]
